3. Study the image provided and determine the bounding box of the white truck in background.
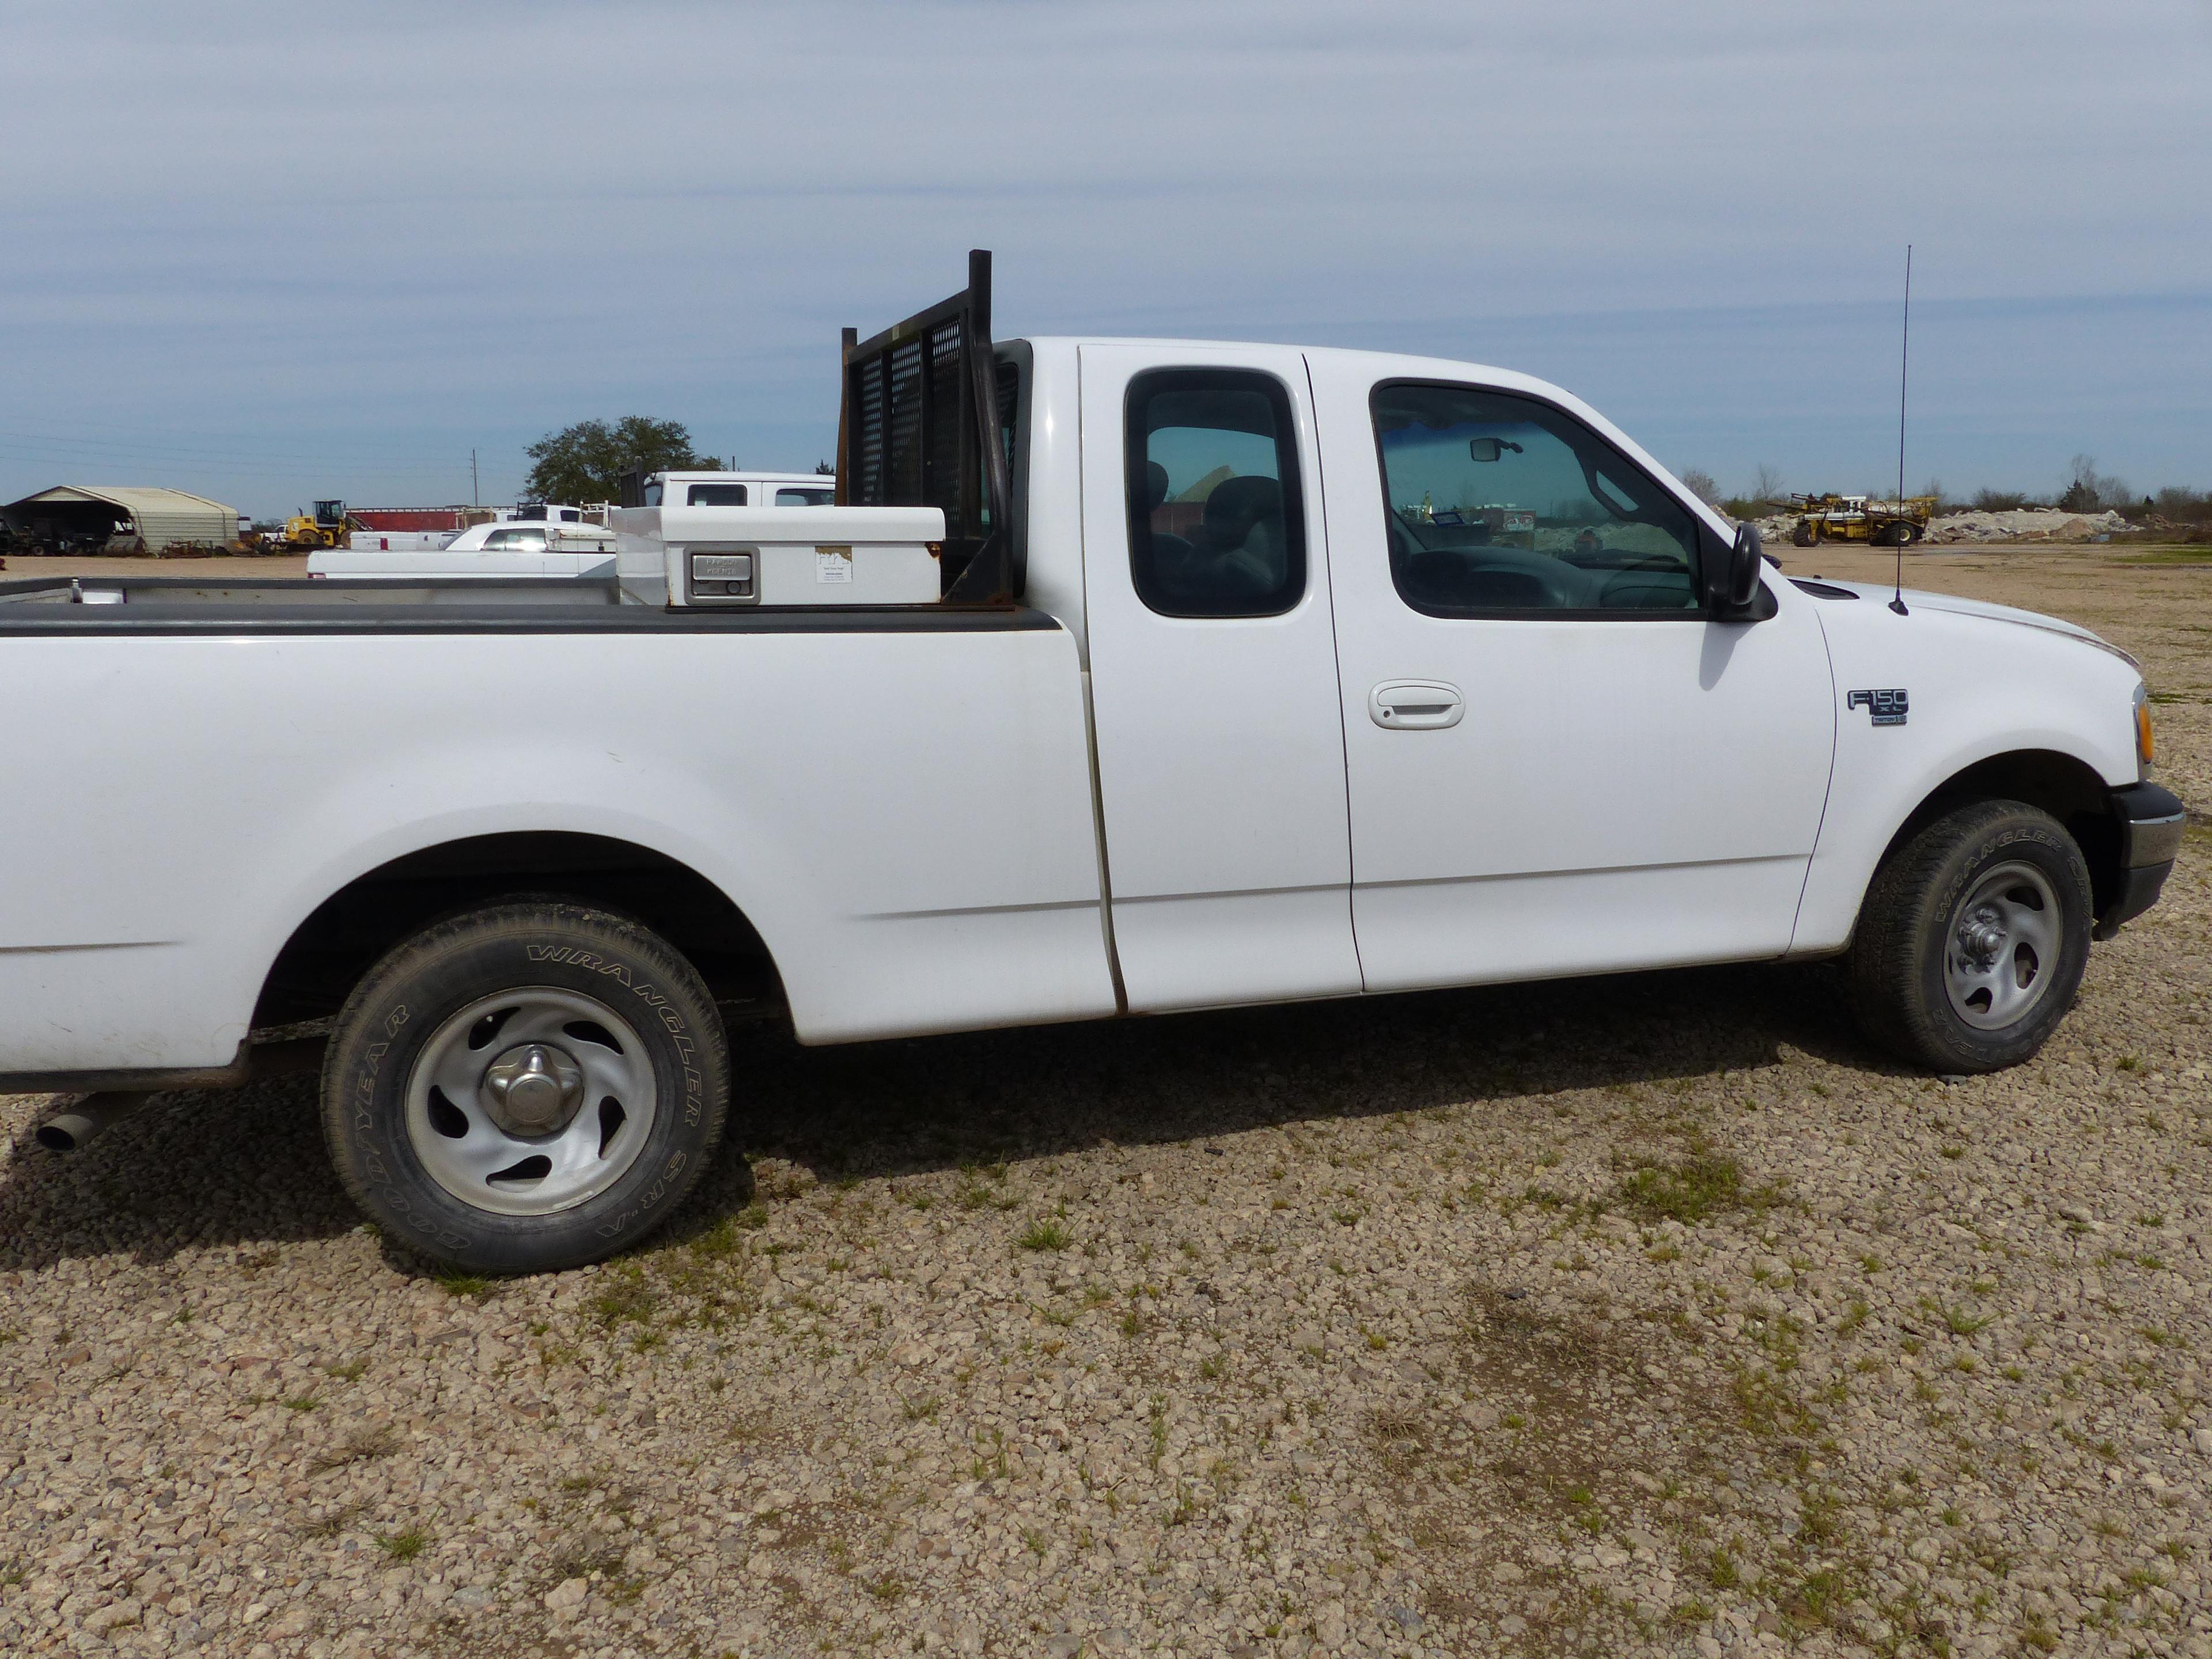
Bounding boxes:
[639,471,837,509]
[0,253,2181,1274]
[309,484,840,579]
[309,506,611,578]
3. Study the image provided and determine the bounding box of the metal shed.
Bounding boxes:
[2,486,244,555]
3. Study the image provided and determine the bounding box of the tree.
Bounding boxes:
[524,416,717,504]
[2056,453,2129,514]
[1751,463,1786,505]
[1677,467,1721,506]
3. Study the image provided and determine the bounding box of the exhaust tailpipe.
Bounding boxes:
[26,1035,328,1153]
[34,1091,153,1153]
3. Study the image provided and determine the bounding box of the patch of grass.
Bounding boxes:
[1940,1304,1993,1336]
[589,1269,660,1329]
[1618,1154,1766,1224]
[1016,1219,1071,1252]
[323,1358,368,1382]
[376,1528,427,1562]
[300,1504,361,1541]
[435,1272,497,1302]
[312,1424,399,1471]
[280,1395,320,1412]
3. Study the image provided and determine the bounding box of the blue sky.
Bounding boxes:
[3,0,2209,518]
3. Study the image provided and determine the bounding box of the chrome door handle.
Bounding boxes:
[1369,679,1464,730]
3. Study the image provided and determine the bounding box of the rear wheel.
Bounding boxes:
[1791,520,1816,547]
[322,901,730,1273]
[1846,800,2092,1072]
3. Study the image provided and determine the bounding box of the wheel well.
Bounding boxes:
[1879,749,2123,912]
[253,833,782,1028]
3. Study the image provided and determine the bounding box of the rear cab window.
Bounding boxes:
[1372,382,1703,616]
[1125,369,1306,618]
[687,484,748,506]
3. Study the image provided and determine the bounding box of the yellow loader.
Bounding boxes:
[283,499,359,550]
[1788,493,1936,547]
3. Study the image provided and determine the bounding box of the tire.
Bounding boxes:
[1791,521,1815,547]
[322,901,730,1274]
[1846,800,2093,1073]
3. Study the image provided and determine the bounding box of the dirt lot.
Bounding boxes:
[0,554,313,582]
[3,547,2209,1659]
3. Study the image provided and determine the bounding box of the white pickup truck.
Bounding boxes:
[0,253,2181,1274]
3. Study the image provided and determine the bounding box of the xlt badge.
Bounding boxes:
[1848,688,1910,727]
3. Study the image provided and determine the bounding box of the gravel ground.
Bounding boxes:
[3,548,2209,1659]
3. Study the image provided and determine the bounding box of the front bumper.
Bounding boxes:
[2093,782,2187,940]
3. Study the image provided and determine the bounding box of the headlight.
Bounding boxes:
[2134,683,2155,777]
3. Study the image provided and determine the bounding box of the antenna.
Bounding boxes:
[1890,245,1912,616]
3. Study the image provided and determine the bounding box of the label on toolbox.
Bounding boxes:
[815,546,854,584]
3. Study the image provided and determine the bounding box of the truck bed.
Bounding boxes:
[0,575,1047,635]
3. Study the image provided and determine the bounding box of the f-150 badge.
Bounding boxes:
[1848,688,1910,726]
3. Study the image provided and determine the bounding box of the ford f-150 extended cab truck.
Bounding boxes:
[0,253,2183,1273]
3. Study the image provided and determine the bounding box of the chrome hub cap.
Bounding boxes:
[1942,861,2061,1031]
[404,988,657,1217]
[481,1043,585,1135]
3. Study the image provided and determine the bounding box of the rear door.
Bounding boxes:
[1077,344,1361,1012]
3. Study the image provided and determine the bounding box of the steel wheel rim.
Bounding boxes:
[1942,861,2062,1031]
[404,987,657,1217]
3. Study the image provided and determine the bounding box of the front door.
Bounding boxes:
[1309,360,1836,993]
[1078,344,1361,1012]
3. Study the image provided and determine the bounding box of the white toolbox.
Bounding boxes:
[609,505,945,608]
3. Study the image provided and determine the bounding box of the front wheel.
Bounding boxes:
[323,901,730,1273]
[1846,800,2093,1073]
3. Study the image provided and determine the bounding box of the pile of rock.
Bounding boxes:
[1922,506,2129,544]
[1749,506,2131,547]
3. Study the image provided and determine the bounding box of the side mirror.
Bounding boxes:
[1708,521,1763,615]
[1467,437,1524,463]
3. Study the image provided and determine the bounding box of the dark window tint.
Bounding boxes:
[1125,369,1305,618]
[774,487,835,507]
[1372,383,1702,616]
[687,484,748,506]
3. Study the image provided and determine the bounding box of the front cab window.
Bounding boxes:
[1372,382,1703,616]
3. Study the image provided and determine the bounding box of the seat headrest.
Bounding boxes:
[1146,461,1170,513]
[1202,475,1282,540]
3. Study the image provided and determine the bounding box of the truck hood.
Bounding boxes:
[1808,579,2138,669]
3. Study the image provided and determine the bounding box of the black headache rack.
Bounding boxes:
[836,249,1020,603]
